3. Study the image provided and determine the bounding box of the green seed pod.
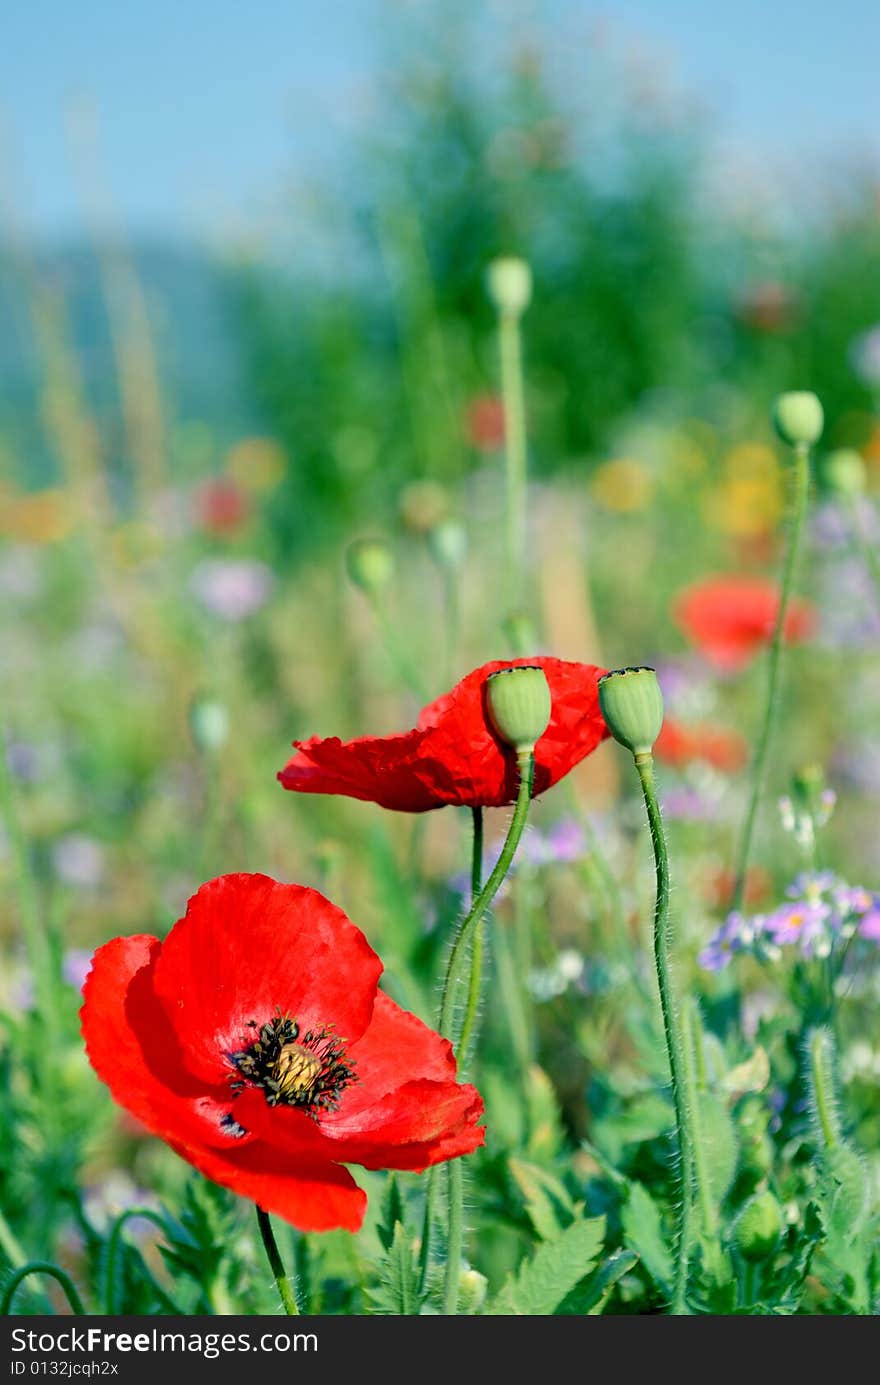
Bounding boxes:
[458,1267,488,1314]
[486,257,533,317]
[188,697,230,753]
[598,667,664,756]
[345,538,394,594]
[732,1189,784,1263]
[428,519,467,569]
[486,665,551,753]
[824,1144,869,1236]
[822,448,867,499]
[772,391,824,448]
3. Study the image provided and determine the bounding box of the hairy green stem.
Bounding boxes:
[256,1206,299,1315]
[457,808,485,1062]
[681,1001,719,1246]
[421,756,534,1294]
[0,1261,86,1316]
[499,310,528,609]
[103,1207,170,1314]
[732,441,811,914]
[809,1028,840,1149]
[635,752,695,1314]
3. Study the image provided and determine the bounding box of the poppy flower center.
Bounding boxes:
[229,1012,356,1116]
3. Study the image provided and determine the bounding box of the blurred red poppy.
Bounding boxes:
[279,656,609,812]
[81,874,484,1233]
[673,575,816,672]
[193,478,250,535]
[465,394,506,451]
[655,717,749,773]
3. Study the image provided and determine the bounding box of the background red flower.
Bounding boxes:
[673,575,817,672]
[81,873,484,1233]
[656,716,749,773]
[278,655,609,811]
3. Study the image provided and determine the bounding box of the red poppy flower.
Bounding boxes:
[278,656,609,812]
[81,874,484,1233]
[655,717,749,774]
[464,395,506,451]
[193,478,250,535]
[673,575,817,672]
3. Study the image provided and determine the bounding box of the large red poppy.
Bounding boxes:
[81,874,484,1233]
[278,656,609,812]
[655,717,749,773]
[673,575,816,672]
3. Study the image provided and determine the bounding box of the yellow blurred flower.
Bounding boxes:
[226,437,286,492]
[109,522,165,569]
[1,489,75,544]
[705,442,783,537]
[590,457,654,512]
[398,480,449,534]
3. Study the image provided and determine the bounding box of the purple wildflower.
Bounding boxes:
[189,559,274,621]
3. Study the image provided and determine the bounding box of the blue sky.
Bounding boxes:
[1,0,877,241]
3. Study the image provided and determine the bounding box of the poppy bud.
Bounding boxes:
[598,667,664,757]
[486,665,551,753]
[428,519,467,569]
[188,697,229,753]
[772,391,824,449]
[731,1189,783,1262]
[458,1267,488,1314]
[345,538,394,594]
[486,257,532,317]
[822,448,866,499]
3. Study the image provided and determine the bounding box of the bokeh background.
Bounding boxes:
[2,0,880,1311]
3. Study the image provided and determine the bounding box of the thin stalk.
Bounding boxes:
[635,752,695,1315]
[421,756,535,1292]
[0,1261,86,1315]
[732,441,811,913]
[0,1208,28,1268]
[443,1160,465,1316]
[442,565,460,688]
[372,595,428,701]
[682,1001,720,1248]
[457,807,485,1062]
[439,753,534,1040]
[809,1029,839,1149]
[103,1207,170,1314]
[848,493,880,591]
[498,310,528,609]
[256,1206,299,1315]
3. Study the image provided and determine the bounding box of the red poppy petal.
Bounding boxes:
[152,874,383,1087]
[81,936,249,1151]
[170,1139,367,1233]
[232,992,484,1170]
[279,656,608,811]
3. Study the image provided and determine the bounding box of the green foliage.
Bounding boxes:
[488,1215,606,1315]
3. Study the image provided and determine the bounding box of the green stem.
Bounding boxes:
[635,752,695,1315]
[457,807,485,1063]
[848,493,880,592]
[681,1001,719,1245]
[732,441,811,914]
[443,1160,465,1316]
[439,753,534,1041]
[809,1028,839,1149]
[499,310,528,610]
[0,1261,86,1315]
[421,755,534,1292]
[256,1206,299,1315]
[373,595,428,701]
[103,1208,169,1314]
[0,1208,28,1269]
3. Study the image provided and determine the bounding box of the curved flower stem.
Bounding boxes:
[499,309,528,610]
[439,753,534,1042]
[256,1206,299,1315]
[732,440,810,914]
[681,1000,721,1273]
[0,1261,86,1315]
[103,1207,171,1314]
[848,493,880,592]
[809,1027,840,1149]
[634,752,695,1315]
[421,756,535,1296]
[456,807,485,1063]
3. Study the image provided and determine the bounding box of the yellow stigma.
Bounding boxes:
[272,1043,322,1101]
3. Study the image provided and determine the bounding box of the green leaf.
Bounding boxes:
[557,1248,640,1315]
[377,1175,405,1253]
[508,1158,581,1241]
[621,1182,672,1295]
[489,1215,605,1315]
[369,1223,423,1316]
